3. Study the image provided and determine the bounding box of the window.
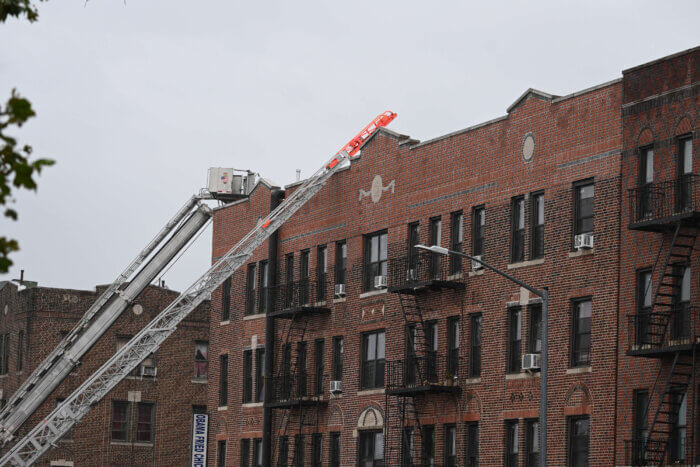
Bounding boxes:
[444,424,457,466]
[332,336,343,381]
[447,317,460,376]
[243,349,253,403]
[317,245,327,300]
[361,330,385,389]
[639,147,654,218]
[407,222,420,274]
[297,341,307,396]
[472,206,485,257]
[672,266,691,339]
[571,299,592,367]
[529,304,542,354]
[117,335,153,377]
[17,330,23,372]
[246,263,257,315]
[450,211,463,274]
[574,181,594,236]
[358,430,383,467]
[294,434,305,467]
[312,433,322,467]
[285,253,294,308]
[194,341,208,380]
[464,422,479,466]
[221,276,231,321]
[217,440,227,467]
[401,427,414,467]
[55,399,74,440]
[334,241,347,287]
[469,314,482,378]
[507,307,522,373]
[568,416,590,467]
[255,347,265,402]
[429,217,442,278]
[530,192,544,259]
[136,402,155,443]
[253,438,263,467]
[636,269,653,346]
[669,391,687,463]
[677,135,693,210]
[632,389,649,464]
[0,334,9,374]
[0,334,4,375]
[526,419,540,467]
[505,420,519,467]
[300,250,310,305]
[258,261,269,313]
[511,196,525,263]
[425,320,438,381]
[422,425,435,466]
[278,436,289,467]
[363,230,388,290]
[329,432,341,467]
[241,439,251,467]
[314,339,324,395]
[219,354,228,407]
[111,400,129,441]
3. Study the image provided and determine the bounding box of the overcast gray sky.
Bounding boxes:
[1,1,698,292]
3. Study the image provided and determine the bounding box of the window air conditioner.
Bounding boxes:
[141,366,157,377]
[521,354,541,372]
[334,284,346,297]
[574,233,594,250]
[471,255,484,271]
[329,380,343,394]
[374,275,388,289]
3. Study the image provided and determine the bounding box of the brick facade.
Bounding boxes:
[0,282,210,466]
[202,47,698,466]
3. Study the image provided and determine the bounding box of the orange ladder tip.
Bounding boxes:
[261,220,271,229]
[339,111,397,157]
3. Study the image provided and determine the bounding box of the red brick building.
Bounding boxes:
[0,281,210,466]
[209,48,697,466]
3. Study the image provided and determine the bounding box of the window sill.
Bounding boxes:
[125,376,157,381]
[110,441,153,447]
[332,297,347,303]
[242,402,264,408]
[566,366,592,375]
[506,258,545,270]
[468,269,485,277]
[243,313,266,321]
[505,372,536,380]
[358,289,388,299]
[568,249,594,258]
[447,272,463,281]
[217,406,228,411]
[219,320,230,326]
[191,378,208,384]
[357,388,385,396]
[464,377,481,384]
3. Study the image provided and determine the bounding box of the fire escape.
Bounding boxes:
[268,275,331,466]
[384,250,465,466]
[626,174,699,466]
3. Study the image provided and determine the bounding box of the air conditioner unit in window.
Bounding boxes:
[329,380,343,394]
[471,255,484,271]
[374,275,387,289]
[574,233,594,250]
[406,268,418,281]
[141,366,157,378]
[521,353,541,372]
[334,283,346,297]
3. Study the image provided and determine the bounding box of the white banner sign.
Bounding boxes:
[191,413,209,467]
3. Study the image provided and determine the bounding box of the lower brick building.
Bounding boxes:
[207,46,698,467]
[0,281,210,466]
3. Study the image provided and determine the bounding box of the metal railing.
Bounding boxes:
[387,252,465,290]
[629,174,699,225]
[627,306,699,352]
[270,373,326,403]
[386,354,463,390]
[268,278,333,314]
[624,438,658,466]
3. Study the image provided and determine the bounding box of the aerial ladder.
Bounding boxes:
[0,111,397,466]
[0,196,213,445]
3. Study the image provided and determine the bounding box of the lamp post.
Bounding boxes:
[415,244,549,467]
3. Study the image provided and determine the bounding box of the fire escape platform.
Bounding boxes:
[386,383,461,396]
[388,279,465,295]
[628,210,700,232]
[268,305,331,319]
[266,397,329,409]
[627,338,700,358]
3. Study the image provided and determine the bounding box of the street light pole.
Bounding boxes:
[415,244,548,467]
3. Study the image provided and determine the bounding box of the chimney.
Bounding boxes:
[296,169,301,182]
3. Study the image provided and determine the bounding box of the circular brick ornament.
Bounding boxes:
[133,304,144,315]
[522,133,535,162]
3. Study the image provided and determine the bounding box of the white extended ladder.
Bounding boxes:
[0,150,351,466]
